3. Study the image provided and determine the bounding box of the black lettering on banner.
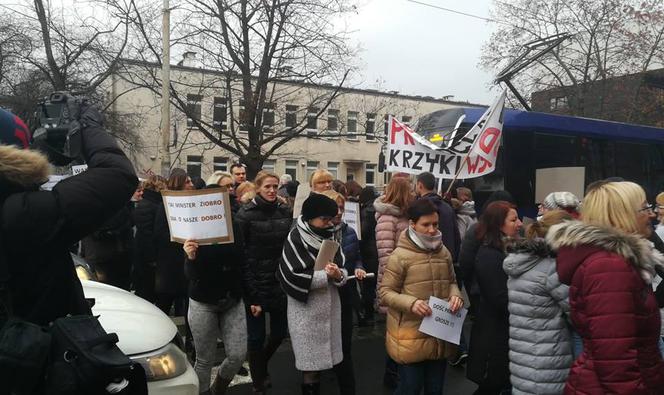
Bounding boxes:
[412,152,424,170]
[425,152,439,173]
[403,150,413,167]
[389,149,400,167]
[440,155,456,175]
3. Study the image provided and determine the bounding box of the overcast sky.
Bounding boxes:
[347,0,497,105]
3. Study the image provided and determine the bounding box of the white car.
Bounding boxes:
[81,280,199,395]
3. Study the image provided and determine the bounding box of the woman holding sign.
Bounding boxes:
[278,193,348,395]
[379,199,464,395]
[236,172,293,394]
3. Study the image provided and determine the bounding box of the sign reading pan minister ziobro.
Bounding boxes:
[387,90,506,179]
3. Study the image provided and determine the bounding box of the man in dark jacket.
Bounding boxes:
[415,172,460,261]
[0,107,137,326]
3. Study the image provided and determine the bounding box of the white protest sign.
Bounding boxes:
[292,183,311,218]
[418,296,468,345]
[343,201,362,240]
[387,91,506,179]
[72,164,88,175]
[161,188,234,245]
[41,175,69,191]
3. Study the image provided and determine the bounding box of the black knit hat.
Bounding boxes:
[302,193,338,221]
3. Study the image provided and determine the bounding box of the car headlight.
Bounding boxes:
[132,343,188,381]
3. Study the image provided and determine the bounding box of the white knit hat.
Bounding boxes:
[542,191,580,211]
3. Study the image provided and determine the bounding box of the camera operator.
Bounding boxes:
[0,103,138,326]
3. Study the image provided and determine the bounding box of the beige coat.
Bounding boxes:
[379,230,462,364]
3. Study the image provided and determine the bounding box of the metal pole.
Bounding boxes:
[160,0,171,176]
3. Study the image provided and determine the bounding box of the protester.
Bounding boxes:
[132,175,167,303]
[236,181,256,204]
[538,191,580,219]
[374,176,413,388]
[236,172,293,394]
[467,201,522,395]
[345,180,363,202]
[655,192,664,241]
[277,193,348,395]
[332,180,348,197]
[416,172,461,261]
[454,187,478,238]
[547,181,664,394]
[323,189,366,395]
[380,199,464,395]
[456,187,473,203]
[278,174,292,198]
[231,162,247,188]
[358,186,379,325]
[153,168,194,316]
[191,176,206,190]
[0,107,137,326]
[182,221,247,395]
[310,169,334,193]
[284,180,299,209]
[206,171,234,189]
[132,182,144,202]
[503,210,574,395]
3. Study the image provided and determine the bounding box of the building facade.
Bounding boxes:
[109,60,483,187]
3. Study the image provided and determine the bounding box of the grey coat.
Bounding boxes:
[287,269,347,371]
[503,238,573,395]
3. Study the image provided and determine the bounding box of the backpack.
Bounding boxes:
[0,207,147,395]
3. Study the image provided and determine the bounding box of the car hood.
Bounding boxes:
[81,280,177,356]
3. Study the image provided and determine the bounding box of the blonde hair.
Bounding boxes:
[321,190,345,205]
[206,171,232,187]
[143,175,167,192]
[310,169,333,187]
[582,181,645,234]
[236,181,256,202]
[255,171,279,187]
[383,176,414,214]
[656,192,664,222]
[525,210,573,239]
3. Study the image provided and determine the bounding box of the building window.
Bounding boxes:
[213,156,228,172]
[327,161,339,179]
[346,173,354,182]
[307,107,319,135]
[366,163,376,186]
[262,159,276,173]
[327,109,339,134]
[285,160,298,180]
[213,97,227,130]
[366,113,376,141]
[347,111,358,140]
[550,96,568,110]
[307,161,319,181]
[286,105,298,128]
[239,99,248,131]
[402,115,412,126]
[263,103,275,133]
[187,155,202,178]
[383,114,392,138]
[186,94,202,127]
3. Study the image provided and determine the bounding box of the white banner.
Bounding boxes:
[387,91,506,179]
[161,188,234,245]
[418,296,468,345]
[343,201,362,241]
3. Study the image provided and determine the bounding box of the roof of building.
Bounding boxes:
[417,107,664,144]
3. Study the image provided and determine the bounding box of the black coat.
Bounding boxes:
[133,189,162,265]
[466,244,510,389]
[458,223,481,294]
[0,126,137,326]
[420,193,460,261]
[236,196,292,311]
[80,202,133,263]
[185,221,246,304]
[154,203,187,296]
[359,199,379,275]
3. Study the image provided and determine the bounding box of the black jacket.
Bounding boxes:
[133,189,162,265]
[0,126,137,326]
[236,196,292,310]
[420,193,460,261]
[648,231,664,307]
[359,199,379,274]
[185,221,246,304]
[153,203,188,296]
[458,223,481,293]
[466,244,510,389]
[80,202,133,263]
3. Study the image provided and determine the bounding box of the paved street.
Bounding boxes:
[215,321,478,395]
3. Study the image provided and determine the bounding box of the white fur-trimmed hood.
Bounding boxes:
[547,220,664,284]
[373,195,403,216]
[0,144,50,188]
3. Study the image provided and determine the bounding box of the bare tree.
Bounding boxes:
[482,0,664,121]
[122,0,359,177]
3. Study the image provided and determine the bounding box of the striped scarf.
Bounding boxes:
[278,216,345,302]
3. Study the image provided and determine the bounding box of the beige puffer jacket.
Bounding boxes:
[379,230,462,364]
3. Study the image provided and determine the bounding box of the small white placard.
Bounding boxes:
[314,239,340,271]
[418,296,468,345]
[72,164,88,175]
[292,183,311,218]
[161,188,234,245]
[343,201,362,240]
